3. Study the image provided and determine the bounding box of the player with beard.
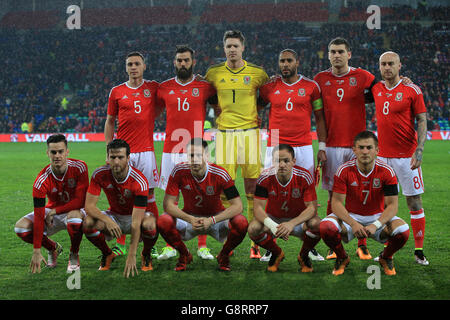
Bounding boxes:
[156,45,217,261]
[257,49,327,262]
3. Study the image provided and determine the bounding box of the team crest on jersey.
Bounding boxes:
[123,189,132,198]
[67,178,76,188]
[298,88,305,97]
[244,76,251,85]
[292,188,301,198]
[349,77,357,86]
[143,89,151,97]
[395,92,403,101]
[192,88,199,97]
[206,186,214,195]
[372,178,381,188]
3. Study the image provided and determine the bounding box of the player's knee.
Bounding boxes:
[157,213,175,233]
[142,215,156,231]
[307,216,321,232]
[82,216,95,231]
[230,214,248,234]
[319,218,340,239]
[67,210,83,220]
[406,195,422,211]
[15,217,32,230]
[247,219,264,238]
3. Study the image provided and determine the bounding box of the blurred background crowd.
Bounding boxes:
[0,0,448,134]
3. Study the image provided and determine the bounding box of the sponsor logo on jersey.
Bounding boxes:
[106,184,114,189]
[372,178,381,188]
[132,92,140,97]
[351,181,358,187]
[269,190,277,196]
[192,88,199,97]
[183,184,191,190]
[169,90,175,95]
[274,90,280,95]
[325,81,331,86]
[395,92,403,101]
[286,89,294,94]
[349,77,357,86]
[206,186,214,195]
[180,90,188,94]
[220,78,226,83]
[336,80,345,85]
[121,95,128,100]
[231,78,238,83]
[143,89,151,97]
[298,88,305,96]
[52,187,58,193]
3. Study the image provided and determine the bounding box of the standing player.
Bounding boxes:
[157,138,248,271]
[313,37,376,260]
[83,140,158,277]
[320,131,410,276]
[258,48,327,262]
[156,45,217,261]
[104,51,160,258]
[372,51,429,265]
[248,144,321,272]
[205,30,269,259]
[14,134,88,273]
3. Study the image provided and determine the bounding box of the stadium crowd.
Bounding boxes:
[0,19,448,133]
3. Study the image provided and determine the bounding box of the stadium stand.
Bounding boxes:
[0,1,448,134]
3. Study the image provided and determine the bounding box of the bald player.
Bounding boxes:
[371,51,428,265]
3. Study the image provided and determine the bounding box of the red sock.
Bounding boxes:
[67,218,83,254]
[85,228,111,255]
[250,232,282,256]
[116,234,126,246]
[299,230,321,257]
[157,214,189,256]
[15,228,56,251]
[220,214,248,256]
[358,237,367,247]
[319,220,347,259]
[141,229,158,256]
[198,234,207,248]
[410,209,425,250]
[382,228,410,259]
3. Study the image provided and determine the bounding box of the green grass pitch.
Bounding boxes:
[0,140,449,300]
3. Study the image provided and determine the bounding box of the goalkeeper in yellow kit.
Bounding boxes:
[205,30,269,259]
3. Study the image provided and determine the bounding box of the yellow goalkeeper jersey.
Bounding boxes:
[205,60,268,130]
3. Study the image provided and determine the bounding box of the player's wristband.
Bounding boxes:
[263,217,279,235]
[318,142,326,151]
[372,220,383,230]
[210,216,216,225]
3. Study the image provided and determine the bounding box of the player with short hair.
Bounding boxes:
[205,30,269,259]
[104,51,160,258]
[372,51,429,265]
[83,139,158,277]
[320,131,410,276]
[157,138,248,271]
[156,45,217,261]
[313,37,377,260]
[15,134,88,273]
[258,48,327,262]
[248,144,321,272]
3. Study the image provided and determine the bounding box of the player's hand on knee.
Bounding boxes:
[45,209,56,228]
[106,221,122,239]
[351,222,368,239]
[364,224,377,236]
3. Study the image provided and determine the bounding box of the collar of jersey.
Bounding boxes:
[281,75,303,86]
[125,80,145,90]
[275,170,293,188]
[383,79,403,91]
[191,163,209,183]
[112,165,131,184]
[50,165,68,182]
[331,66,353,77]
[356,161,375,178]
[225,60,247,74]
[175,76,195,86]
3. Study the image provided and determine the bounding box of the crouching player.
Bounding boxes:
[15,134,88,273]
[157,138,248,272]
[320,131,410,276]
[248,144,321,272]
[83,139,158,277]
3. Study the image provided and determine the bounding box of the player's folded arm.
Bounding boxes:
[379,190,399,224]
[253,185,269,223]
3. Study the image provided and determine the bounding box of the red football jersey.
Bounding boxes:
[254,165,317,219]
[259,76,322,147]
[107,80,159,153]
[165,162,236,216]
[157,77,216,153]
[88,165,149,215]
[332,159,397,216]
[32,159,89,248]
[372,80,427,158]
[314,67,375,147]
